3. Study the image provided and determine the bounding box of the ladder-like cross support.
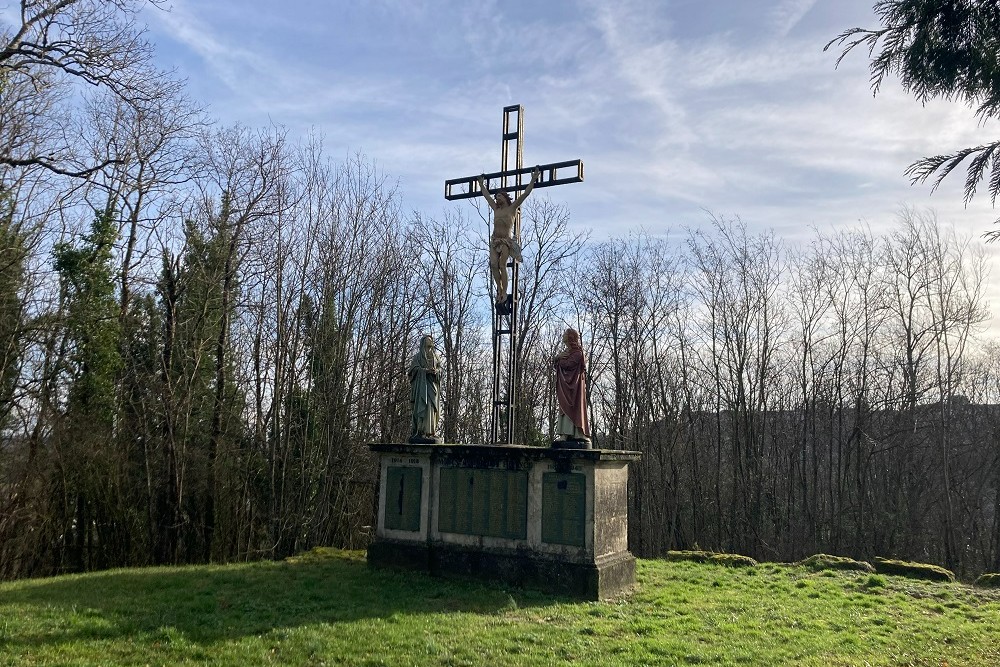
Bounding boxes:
[445,104,583,445]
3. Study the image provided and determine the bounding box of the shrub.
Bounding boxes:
[974,573,1000,589]
[873,557,955,583]
[799,554,874,573]
[666,550,758,568]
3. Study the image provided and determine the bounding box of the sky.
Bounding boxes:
[138,0,1000,317]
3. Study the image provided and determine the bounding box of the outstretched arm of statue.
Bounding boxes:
[477,174,498,210]
[512,167,541,208]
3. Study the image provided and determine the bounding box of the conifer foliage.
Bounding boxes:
[828,1,1000,233]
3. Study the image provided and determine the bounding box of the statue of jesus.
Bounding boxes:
[477,167,541,312]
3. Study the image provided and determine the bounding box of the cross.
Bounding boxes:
[444,104,584,446]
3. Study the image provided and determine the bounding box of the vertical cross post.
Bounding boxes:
[492,104,523,445]
[444,105,583,445]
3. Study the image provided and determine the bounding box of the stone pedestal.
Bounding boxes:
[367,443,640,600]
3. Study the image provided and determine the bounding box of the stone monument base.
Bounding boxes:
[368,541,635,600]
[367,443,640,600]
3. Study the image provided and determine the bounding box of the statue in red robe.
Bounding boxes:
[553,328,590,446]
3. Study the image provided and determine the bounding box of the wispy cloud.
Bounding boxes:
[142,0,1000,241]
[769,0,819,37]
[589,2,695,148]
[148,0,398,121]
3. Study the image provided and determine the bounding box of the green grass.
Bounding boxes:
[3,550,1000,666]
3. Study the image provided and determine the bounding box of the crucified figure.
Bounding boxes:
[477,167,540,311]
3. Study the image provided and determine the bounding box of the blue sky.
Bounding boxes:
[141,1,1000,265]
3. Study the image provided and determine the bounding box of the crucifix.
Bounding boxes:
[445,104,584,445]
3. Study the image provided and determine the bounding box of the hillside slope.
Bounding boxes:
[2,550,999,666]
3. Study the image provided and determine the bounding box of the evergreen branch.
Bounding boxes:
[824,27,889,71]
[904,139,1000,204]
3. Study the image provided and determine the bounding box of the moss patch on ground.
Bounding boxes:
[874,557,956,582]
[665,550,759,568]
[799,554,875,573]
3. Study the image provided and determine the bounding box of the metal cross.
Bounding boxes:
[445,104,584,445]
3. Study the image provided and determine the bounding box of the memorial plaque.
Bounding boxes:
[487,470,507,535]
[437,467,527,539]
[438,467,458,533]
[499,470,528,539]
[455,469,473,533]
[542,472,586,546]
[506,470,528,536]
[385,466,422,532]
[471,470,490,534]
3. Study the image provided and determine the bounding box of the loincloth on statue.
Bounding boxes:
[490,236,523,262]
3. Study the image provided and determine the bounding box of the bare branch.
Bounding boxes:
[0,154,122,177]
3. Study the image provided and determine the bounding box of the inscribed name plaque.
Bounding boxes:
[385,466,422,532]
[541,472,586,546]
[438,467,527,539]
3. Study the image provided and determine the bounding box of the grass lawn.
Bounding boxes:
[2,549,1000,666]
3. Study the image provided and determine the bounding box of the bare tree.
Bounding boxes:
[1,0,173,178]
[687,215,786,558]
[412,209,486,443]
[511,198,588,445]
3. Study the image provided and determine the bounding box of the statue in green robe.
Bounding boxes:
[408,335,442,443]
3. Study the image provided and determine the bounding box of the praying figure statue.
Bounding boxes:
[477,167,541,313]
[552,327,591,447]
[408,335,442,443]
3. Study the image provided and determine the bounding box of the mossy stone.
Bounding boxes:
[799,554,875,573]
[873,557,955,582]
[666,550,758,568]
